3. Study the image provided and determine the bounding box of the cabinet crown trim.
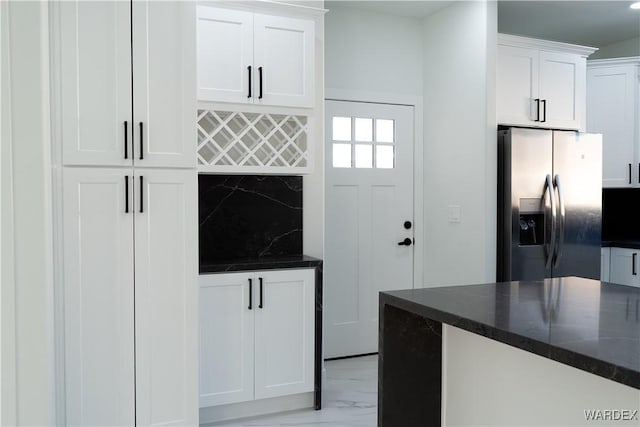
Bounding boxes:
[587,56,640,68]
[498,33,598,57]
[204,0,328,16]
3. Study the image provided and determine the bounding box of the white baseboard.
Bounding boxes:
[200,392,314,425]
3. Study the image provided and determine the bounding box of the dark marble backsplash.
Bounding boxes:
[602,188,640,241]
[199,175,302,263]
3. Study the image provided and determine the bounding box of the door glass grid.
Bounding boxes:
[331,116,395,169]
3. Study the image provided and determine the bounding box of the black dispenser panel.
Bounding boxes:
[519,213,544,246]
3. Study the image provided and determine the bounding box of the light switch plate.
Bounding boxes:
[448,205,461,223]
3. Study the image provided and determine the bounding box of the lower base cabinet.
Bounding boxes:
[199,268,315,409]
[609,247,640,287]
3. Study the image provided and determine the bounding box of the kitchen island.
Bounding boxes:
[379,277,640,426]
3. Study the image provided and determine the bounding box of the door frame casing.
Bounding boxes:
[324,88,424,291]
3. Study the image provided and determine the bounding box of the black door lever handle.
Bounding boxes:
[398,238,413,246]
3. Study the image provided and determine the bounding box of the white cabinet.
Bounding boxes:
[587,58,640,188]
[62,168,198,425]
[199,269,315,408]
[497,45,538,127]
[254,270,315,399]
[133,169,199,425]
[199,272,255,407]
[601,247,610,282]
[497,34,596,131]
[55,2,199,420]
[197,6,315,108]
[58,1,196,168]
[62,168,135,426]
[609,247,640,287]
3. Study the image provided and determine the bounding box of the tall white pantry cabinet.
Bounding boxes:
[52,2,198,426]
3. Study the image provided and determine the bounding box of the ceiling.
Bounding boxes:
[327,1,640,48]
[498,1,640,48]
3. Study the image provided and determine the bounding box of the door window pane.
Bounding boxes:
[376,119,394,143]
[355,118,373,142]
[355,144,373,168]
[332,117,351,141]
[333,143,352,168]
[376,145,394,169]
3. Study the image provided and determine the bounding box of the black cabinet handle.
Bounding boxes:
[124,121,128,159]
[139,176,144,213]
[258,66,263,99]
[633,253,637,276]
[248,278,253,310]
[637,163,639,184]
[139,122,144,160]
[247,66,252,98]
[259,277,263,309]
[630,164,633,184]
[398,238,413,246]
[124,175,129,213]
[541,99,547,123]
[534,99,540,122]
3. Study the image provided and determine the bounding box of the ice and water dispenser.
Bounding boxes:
[519,198,544,246]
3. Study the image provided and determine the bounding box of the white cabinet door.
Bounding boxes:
[62,168,135,426]
[59,1,132,167]
[609,247,640,287]
[587,65,637,188]
[199,272,255,407]
[196,8,315,108]
[133,1,197,168]
[254,269,315,400]
[497,45,539,126]
[134,169,198,426]
[253,14,315,108]
[601,247,611,282]
[539,51,585,130]
[197,6,253,104]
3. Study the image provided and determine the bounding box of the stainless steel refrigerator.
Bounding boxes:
[497,127,602,281]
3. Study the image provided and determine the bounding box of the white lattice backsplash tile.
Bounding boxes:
[197,110,309,172]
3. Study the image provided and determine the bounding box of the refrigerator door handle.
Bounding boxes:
[543,174,557,269]
[553,175,565,268]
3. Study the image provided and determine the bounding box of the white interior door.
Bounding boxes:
[325,100,414,358]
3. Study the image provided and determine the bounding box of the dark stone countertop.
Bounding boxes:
[380,277,640,389]
[200,254,322,274]
[602,240,640,250]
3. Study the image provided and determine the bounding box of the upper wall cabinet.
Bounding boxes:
[57,1,196,168]
[587,58,640,188]
[497,34,596,131]
[197,6,315,108]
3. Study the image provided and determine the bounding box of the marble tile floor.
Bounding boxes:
[202,355,378,427]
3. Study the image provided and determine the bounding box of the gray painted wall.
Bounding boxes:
[422,1,497,286]
[325,3,424,96]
